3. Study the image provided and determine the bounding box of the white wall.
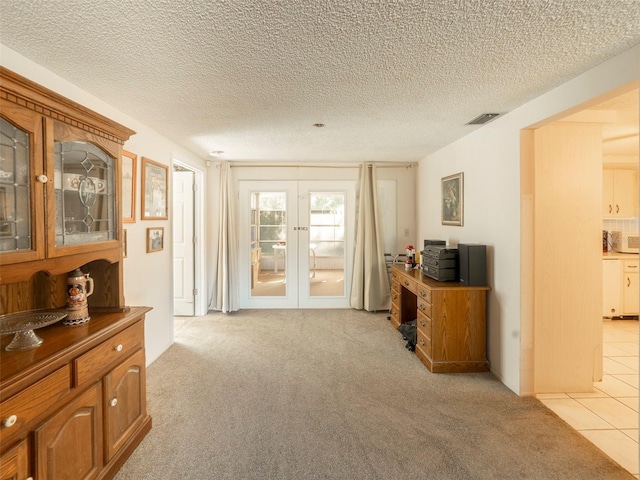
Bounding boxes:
[417,44,640,394]
[1,44,208,366]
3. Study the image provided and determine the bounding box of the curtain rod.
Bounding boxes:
[222,162,417,169]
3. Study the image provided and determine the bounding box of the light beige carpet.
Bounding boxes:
[114,309,633,480]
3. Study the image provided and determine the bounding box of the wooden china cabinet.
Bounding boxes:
[0,68,151,480]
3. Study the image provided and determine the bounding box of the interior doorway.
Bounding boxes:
[521,83,639,395]
[238,180,356,308]
[172,162,199,316]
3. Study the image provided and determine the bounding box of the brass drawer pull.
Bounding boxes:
[419,320,426,327]
[420,339,425,346]
[419,290,427,297]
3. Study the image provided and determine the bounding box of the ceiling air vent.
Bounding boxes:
[466,113,500,125]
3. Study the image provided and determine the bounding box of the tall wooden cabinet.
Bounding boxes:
[0,67,133,311]
[0,68,151,479]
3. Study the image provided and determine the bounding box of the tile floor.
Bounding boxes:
[538,319,639,477]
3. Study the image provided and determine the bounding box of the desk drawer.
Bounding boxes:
[391,288,400,303]
[416,329,432,357]
[417,311,432,335]
[417,299,432,318]
[400,276,417,294]
[0,365,71,444]
[75,321,144,387]
[417,286,431,303]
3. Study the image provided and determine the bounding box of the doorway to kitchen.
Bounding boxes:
[238,180,355,308]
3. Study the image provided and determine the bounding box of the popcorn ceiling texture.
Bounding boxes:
[1,0,639,162]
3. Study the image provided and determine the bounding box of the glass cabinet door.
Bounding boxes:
[0,117,33,253]
[54,140,116,246]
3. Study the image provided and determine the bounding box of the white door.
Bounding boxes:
[173,170,195,315]
[238,180,355,308]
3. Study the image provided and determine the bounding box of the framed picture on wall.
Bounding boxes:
[441,172,464,226]
[141,157,169,220]
[121,150,137,223]
[146,227,164,253]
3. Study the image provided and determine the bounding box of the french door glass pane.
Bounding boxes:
[251,191,287,297]
[309,192,345,297]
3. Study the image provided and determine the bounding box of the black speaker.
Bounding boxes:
[458,244,487,286]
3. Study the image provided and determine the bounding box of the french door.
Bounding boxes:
[238,180,355,308]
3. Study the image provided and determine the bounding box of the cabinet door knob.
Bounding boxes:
[114,344,123,352]
[109,398,118,407]
[2,414,17,428]
[36,174,48,183]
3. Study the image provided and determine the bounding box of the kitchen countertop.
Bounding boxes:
[603,251,639,259]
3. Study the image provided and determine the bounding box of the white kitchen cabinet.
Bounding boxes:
[602,168,638,218]
[622,258,639,315]
[603,259,622,317]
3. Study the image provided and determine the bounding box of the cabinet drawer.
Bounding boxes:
[416,329,432,357]
[391,288,400,303]
[417,311,431,335]
[417,286,431,304]
[417,299,432,318]
[400,276,417,293]
[75,322,144,387]
[391,270,400,284]
[0,365,71,444]
[623,259,639,272]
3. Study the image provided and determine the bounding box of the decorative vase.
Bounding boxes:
[63,268,94,326]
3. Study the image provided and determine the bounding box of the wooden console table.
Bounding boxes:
[390,264,489,373]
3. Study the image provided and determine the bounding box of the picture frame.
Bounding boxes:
[141,157,169,220]
[146,227,164,253]
[121,150,137,223]
[441,172,464,226]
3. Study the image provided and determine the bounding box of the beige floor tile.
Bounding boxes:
[618,397,639,412]
[608,342,639,355]
[569,389,609,399]
[539,398,614,430]
[604,357,639,375]
[612,356,640,371]
[596,375,639,397]
[580,429,639,475]
[577,397,639,429]
[613,373,640,389]
[535,392,570,399]
[621,429,639,442]
[605,343,638,357]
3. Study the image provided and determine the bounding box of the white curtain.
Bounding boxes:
[210,162,239,312]
[350,164,391,311]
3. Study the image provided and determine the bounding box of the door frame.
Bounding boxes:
[171,159,206,316]
[237,180,356,308]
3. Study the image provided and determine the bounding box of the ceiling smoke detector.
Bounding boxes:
[208,150,224,157]
[466,113,501,125]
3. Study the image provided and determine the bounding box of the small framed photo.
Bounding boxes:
[146,227,164,253]
[121,150,137,223]
[441,172,464,226]
[141,157,169,220]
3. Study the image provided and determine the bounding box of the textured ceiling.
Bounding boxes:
[0,0,639,163]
